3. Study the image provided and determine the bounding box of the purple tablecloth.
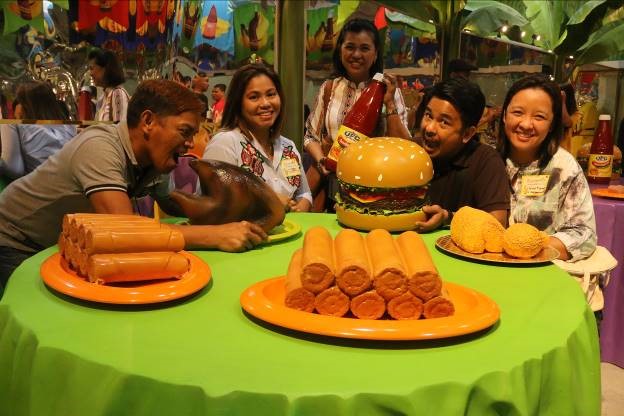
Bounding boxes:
[590,181,624,367]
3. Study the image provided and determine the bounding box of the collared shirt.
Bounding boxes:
[0,122,161,252]
[0,123,76,179]
[304,76,408,148]
[203,128,312,204]
[427,139,510,214]
[95,86,130,122]
[507,147,596,261]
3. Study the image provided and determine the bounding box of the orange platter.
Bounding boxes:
[40,251,211,304]
[240,276,500,340]
[435,235,559,265]
[591,188,624,200]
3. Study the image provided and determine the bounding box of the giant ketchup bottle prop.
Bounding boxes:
[325,72,386,171]
[587,114,614,184]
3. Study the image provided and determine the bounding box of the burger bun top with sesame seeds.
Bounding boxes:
[337,137,433,187]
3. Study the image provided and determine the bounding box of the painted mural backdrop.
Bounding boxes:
[233,1,274,65]
[306,5,338,71]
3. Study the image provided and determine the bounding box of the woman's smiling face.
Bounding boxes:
[340,31,376,84]
[240,74,281,134]
[503,88,554,162]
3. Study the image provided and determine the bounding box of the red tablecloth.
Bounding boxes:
[590,180,624,367]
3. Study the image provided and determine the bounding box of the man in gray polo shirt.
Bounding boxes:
[0,79,267,290]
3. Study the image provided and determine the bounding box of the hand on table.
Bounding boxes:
[288,198,312,212]
[413,205,449,233]
[213,221,267,252]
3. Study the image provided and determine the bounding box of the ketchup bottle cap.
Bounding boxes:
[599,114,611,120]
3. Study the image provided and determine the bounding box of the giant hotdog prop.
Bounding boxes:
[60,213,190,285]
[284,227,454,320]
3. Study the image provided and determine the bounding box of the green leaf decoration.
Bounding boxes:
[566,0,606,24]
[575,20,624,64]
[385,9,436,33]
[465,0,525,15]
[378,0,439,24]
[461,3,528,34]
[523,0,565,49]
[602,4,624,25]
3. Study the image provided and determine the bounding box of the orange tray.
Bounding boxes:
[240,277,500,341]
[40,251,211,304]
[592,188,624,200]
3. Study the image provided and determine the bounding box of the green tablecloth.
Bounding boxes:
[0,213,600,416]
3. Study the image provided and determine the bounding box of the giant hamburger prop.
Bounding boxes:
[336,137,433,231]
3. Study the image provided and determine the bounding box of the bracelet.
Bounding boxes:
[385,108,399,117]
[317,157,327,171]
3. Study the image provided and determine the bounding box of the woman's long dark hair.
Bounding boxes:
[497,74,563,169]
[88,49,125,88]
[332,19,383,80]
[559,82,577,116]
[220,63,285,139]
[14,82,67,120]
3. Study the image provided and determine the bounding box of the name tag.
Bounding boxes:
[280,157,300,178]
[521,175,550,196]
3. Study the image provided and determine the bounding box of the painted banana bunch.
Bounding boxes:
[306,21,326,53]
[241,11,269,51]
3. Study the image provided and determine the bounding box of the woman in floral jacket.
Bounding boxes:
[202,64,312,212]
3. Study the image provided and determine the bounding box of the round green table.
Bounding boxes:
[0,213,600,416]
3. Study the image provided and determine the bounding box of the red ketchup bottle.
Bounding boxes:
[325,72,386,171]
[587,114,614,184]
[78,87,93,121]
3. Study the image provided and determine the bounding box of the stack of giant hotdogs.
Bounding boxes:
[59,213,190,285]
[285,227,455,320]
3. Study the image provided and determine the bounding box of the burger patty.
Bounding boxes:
[341,193,425,211]
[338,182,427,213]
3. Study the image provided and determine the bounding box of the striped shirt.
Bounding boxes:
[304,76,408,148]
[507,147,596,261]
[95,86,130,122]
